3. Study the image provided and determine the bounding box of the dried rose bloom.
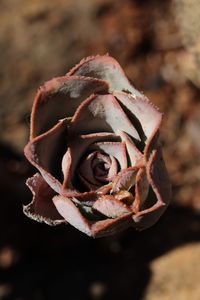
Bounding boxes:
[24,55,171,237]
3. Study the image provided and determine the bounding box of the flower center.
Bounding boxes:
[77,151,118,191]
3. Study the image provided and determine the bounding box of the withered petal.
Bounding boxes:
[132,147,171,230]
[67,54,142,96]
[23,173,65,225]
[31,75,109,138]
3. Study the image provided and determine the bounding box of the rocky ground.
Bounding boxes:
[0,0,200,299]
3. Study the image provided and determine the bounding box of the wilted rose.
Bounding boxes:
[24,55,171,237]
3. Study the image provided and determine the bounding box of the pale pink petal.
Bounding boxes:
[114,91,162,141]
[24,120,68,194]
[93,195,131,218]
[67,54,142,96]
[23,173,65,225]
[132,147,171,230]
[53,195,92,236]
[71,94,141,141]
[89,141,127,170]
[31,75,108,138]
[112,167,138,193]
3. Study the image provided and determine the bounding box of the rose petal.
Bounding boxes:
[89,141,127,170]
[78,152,102,187]
[118,131,144,167]
[71,94,141,141]
[114,91,162,141]
[24,120,68,194]
[23,173,65,225]
[93,195,131,218]
[91,212,133,238]
[67,54,142,96]
[112,167,138,193]
[62,132,119,191]
[31,76,108,138]
[132,168,149,213]
[95,155,118,182]
[132,147,171,230]
[53,195,92,236]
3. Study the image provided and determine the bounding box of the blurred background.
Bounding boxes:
[0,0,200,299]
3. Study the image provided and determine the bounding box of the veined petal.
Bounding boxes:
[23,173,65,225]
[71,94,141,141]
[67,54,142,96]
[24,120,68,194]
[114,91,162,141]
[31,76,108,138]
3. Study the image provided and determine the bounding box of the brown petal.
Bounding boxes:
[93,195,131,218]
[71,94,141,141]
[23,173,65,225]
[24,120,68,194]
[114,91,162,141]
[31,76,108,138]
[89,141,127,170]
[132,147,171,230]
[53,195,92,236]
[67,54,142,96]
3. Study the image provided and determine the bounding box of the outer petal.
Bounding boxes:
[24,119,68,194]
[67,54,142,96]
[23,173,65,225]
[31,76,108,138]
[132,147,171,230]
[71,94,141,141]
[53,195,92,236]
[114,91,162,141]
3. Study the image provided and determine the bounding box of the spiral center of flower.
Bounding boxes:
[77,150,118,191]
